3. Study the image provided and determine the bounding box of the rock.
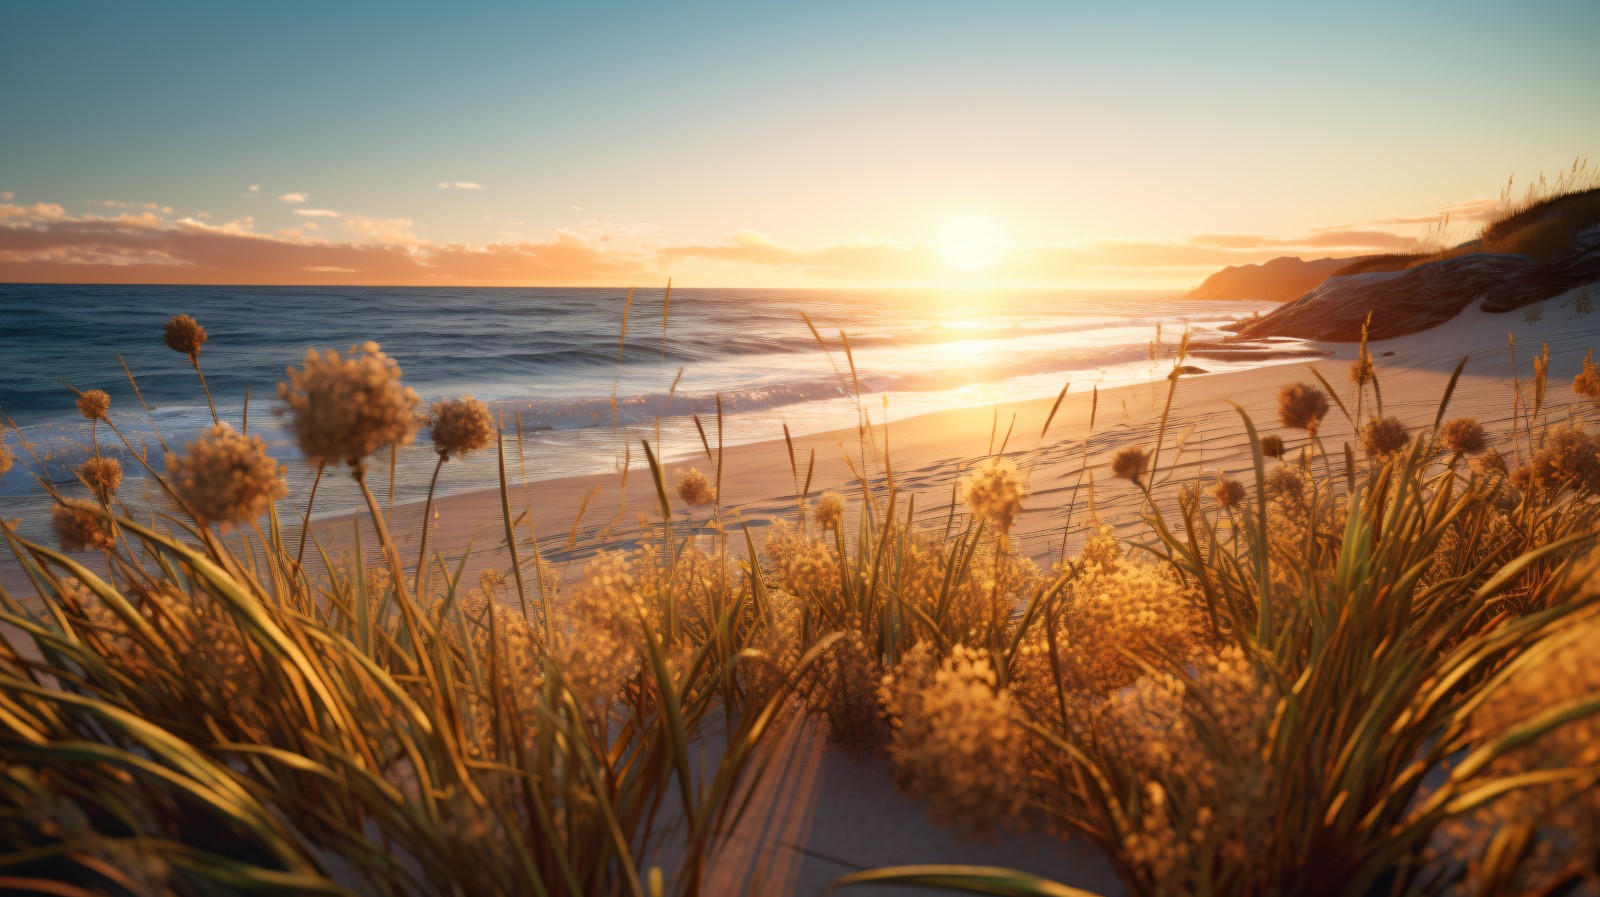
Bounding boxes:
[1185,255,1359,301]
[1225,247,1600,342]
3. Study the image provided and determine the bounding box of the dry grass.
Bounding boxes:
[3,315,1600,896]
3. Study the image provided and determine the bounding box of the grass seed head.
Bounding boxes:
[163,314,208,360]
[1440,417,1487,455]
[0,439,15,478]
[277,342,420,472]
[1210,475,1245,508]
[1574,349,1600,405]
[167,423,287,529]
[1259,433,1286,459]
[676,467,716,506]
[1111,445,1149,482]
[429,396,494,460]
[77,456,123,495]
[813,491,845,531]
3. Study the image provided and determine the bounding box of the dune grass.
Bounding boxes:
[2,315,1600,896]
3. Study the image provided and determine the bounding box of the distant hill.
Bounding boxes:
[1185,256,1358,301]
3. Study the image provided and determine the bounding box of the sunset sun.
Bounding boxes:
[935,215,1012,271]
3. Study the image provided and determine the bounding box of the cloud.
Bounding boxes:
[438,181,482,190]
[341,215,419,245]
[294,208,341,218]
[248,184,259,192]
[1,191,14,202]
[1187,228,1415,251]
[278,192,308,203]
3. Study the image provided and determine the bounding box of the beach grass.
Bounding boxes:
[2,314,1600,896]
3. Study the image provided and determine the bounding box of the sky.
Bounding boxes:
[2,0,1597,290]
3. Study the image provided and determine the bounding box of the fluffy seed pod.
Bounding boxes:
[1277,383,1329,434]
[1473,447,1509,477]
[1440,417,1486,455]
[77,456,123,495]
[1362,416,1410,459]
[813,492,845,531]
[676,467,716,507]
[163,314,208,360]
[959,458,1029,532]
[76,389,111,422]
[1574,350,1600,405]
[429,396,494,460]
[1259,433,1286,459]
[277,342,421,472]
[1111,446,1149,482]
[1350,350,1374,387]
[1210,475,1244,508]
[53,499,114,551]
[167,423,288,529]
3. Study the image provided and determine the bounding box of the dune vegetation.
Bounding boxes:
[3,316,1600,897]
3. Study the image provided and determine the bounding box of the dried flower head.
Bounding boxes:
[1277,383,1329,434]
[77,456,123,495]
[1473,447,1509,477]
[163,314,208,360]
[76,389,111,422]
[1265,465,1305,503]
[277,342,421,471]
[1210,475,1245,508]
[53,499,114,551]
[0,439,14,479]
[429,396,494,460]
[960,457,1029,532]
[1259,433,1286,459]
[1111,445,1149,482]
[1361,416,1411,459]
[1575,349,1600,405]
[167,423,288,528]
[1512,424,1600,495]
[676,467,716,506]
[813,492,845,531]
[1440,417,1487,455]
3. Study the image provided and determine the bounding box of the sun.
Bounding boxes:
[935,215,1012,272]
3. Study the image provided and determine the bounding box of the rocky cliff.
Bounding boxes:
[1185,255,1357,301]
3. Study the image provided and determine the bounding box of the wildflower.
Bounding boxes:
[163,314,208,361]
[959,457,1029,532]
[813,492,845,531]
[429,396,494,460]
[77,456,123,496]
[167,423,288,528]
[1361,416,1410,459]
[555,551,652,706]
[76,389,111,422]
[1265,465,1305,503]
[676,467,716,506]
[1575,349,1600,405]
[1259,433,1286,459]
[809,629,888,753]
[1210,475,1244,508]
[1277,383,1329,435]
[1512,423,1600,494]
[277,342,421,472]
[885,647,1028,835]
[53,499,114,551]
[1439,417,1486,455]
[1111,445,1149,483]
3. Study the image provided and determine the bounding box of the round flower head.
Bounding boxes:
[76,389,111,422]
[959,457,1028,532]
[1574,349,1600,405]
[813,492,845,531]
[1473,447,1508,477]
[676,467,716,507]
[1209,475,1244,508]
[1277,383,1329,434]
[1440,417,1486,455]
[53,499,114,551]
[77,456,123,496]
[163,314,208,361]
[429,396,494,460]
[1361,416,1410,459]
[1111,445,1149,483]
[168,423,288,529]
[1265,465,1305,503]
[277,342,421,472]
[1259,433,1286,459]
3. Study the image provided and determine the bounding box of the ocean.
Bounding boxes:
[0,284,1286,536]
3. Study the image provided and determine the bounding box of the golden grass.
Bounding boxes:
[2,314,1600,896]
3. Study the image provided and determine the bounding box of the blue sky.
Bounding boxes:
[3,0,1597,286]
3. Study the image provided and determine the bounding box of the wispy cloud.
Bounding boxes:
[438,181,482,190]
[294,208,341,218]
[278,192,308,203]
[247,184,259,193]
